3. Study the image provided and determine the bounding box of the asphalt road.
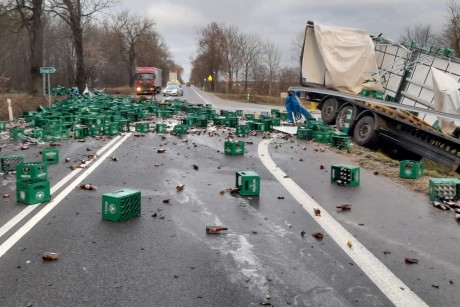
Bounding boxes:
[0,86,458,306]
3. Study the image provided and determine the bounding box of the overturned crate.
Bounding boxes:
[428,178,460,201]
[1,154,25,173]
[102,189,141,222]
[236,170,260,196]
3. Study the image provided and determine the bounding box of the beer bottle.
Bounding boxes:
[206,226,228,234]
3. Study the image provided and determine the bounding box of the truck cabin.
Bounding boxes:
[135,73,156,80]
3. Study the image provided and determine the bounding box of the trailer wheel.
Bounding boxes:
[336,106,353,132]
[320,98,338,124]
[353,116,378,146]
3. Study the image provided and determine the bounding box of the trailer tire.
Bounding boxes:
[353,116,378,146]
[336,106,353,132]
[320,97,338,124]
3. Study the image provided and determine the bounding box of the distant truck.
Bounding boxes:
[169,71,178,83]
[135,67,162,95]
[291,21,460,171]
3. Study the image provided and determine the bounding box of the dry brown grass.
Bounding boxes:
[214,92,285,106]
[0,93,58,120]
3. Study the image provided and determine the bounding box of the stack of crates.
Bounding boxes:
[428,178,460,201]
[306,120,327,132]
[236,125,249,136]
[0,154,25,173]
[102,189,141,222]
[236,171,260,196]
[331,164,360,187]
[16,161,51,205]
[9,127,25,140]
[224,140,245,155]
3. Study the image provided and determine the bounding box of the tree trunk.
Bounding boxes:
[29,0,44,95]
[73,25,85,93]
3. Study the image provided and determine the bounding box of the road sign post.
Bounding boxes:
[40,67,56,106]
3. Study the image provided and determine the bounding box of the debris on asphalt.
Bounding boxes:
[49,142,61,147]
[320,164,325,170]
[277,196,285,199]
[157,148,166,153]
[374,171,379,175]
[314,208,321,216]
[206,226,228,234]
[3,193,10,198]
[111,156,119,161]
[433,201,450,210]
[347,241,353,248]
[383,251,391,255]
[336,204,352,210]
[312,232,324,240]
[152,212,157,217]
[176,184,185,191]
[219,190,225,195]
[192,164,199,170]
[300,230,306,238]
[20,144,28,150]
[162,199,171,204]
[77,184,97,191]
[42,252,59,261]
[404,257,419,264]
[64,158,70,163]
[252,230,258,234]
[432,284,440,289]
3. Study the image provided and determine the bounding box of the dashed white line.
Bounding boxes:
[258,138,427,307]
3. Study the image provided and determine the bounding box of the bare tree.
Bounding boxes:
[220,25,243,90]
[5,0,44,94]
[400,23,440,48]
[290,30,304,66]
[48,0,112,93]
[240,33,262,93]
[108,10,155,86]
[443,0,460,55]
[263,41,281,96]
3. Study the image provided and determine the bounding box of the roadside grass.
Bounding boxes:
[214,92,285,106]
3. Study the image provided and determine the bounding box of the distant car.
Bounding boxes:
[162,84,183,96]
[186,82,191,87]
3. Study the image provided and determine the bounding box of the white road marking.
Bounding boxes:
[258,139,427,307]
[191,87,210,105]
[0,135,122,240]
[0,133,131,258]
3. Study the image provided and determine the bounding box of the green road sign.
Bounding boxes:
[40,67,56,74]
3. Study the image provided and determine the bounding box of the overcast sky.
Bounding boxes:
[118,0,447,81]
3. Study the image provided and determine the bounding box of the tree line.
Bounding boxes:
[0,0,182,95]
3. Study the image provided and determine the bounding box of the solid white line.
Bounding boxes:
[0,133,131,259]
[0,135,122,241]
[191,87,210,105]
[258,139,427,307]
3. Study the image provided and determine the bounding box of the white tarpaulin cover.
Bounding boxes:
[431,68,460,134]
[302,23,383,94]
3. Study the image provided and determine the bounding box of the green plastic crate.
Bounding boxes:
[236,125,249,135]
[195,118,208,128]
[306,120,327,132]
[313,131,332,143]
[9,127,25,140]
[271,109,280,118]
[105,122,119,135]
[331,135,350,149]
[74,127,88,139]
[297,127,313,140]
[156,123,167,133]
[225,140,245,155]
[245,114,255,120]
[279,111,288,121]
[271,118,281,126]
[0,121,7,130]
[223,117,239,128]
[236,170,260,196]
[135,122,150,133]
[428,178,460,201]
[400,160,424,179]
[182,118,195,126]
[16,179,51,205]
[331,164,360,187]
[172,124,189,135]
[1,154,25,172]
[212,116,225,125]
[102,189,141,221]
[16,162,48,181]
[42,147,59,164]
